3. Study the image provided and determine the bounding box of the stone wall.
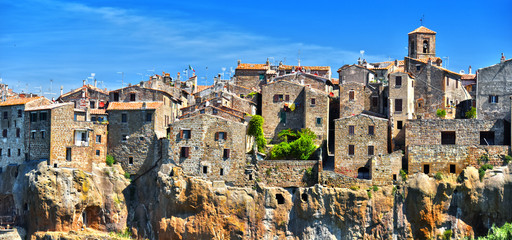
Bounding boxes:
[304,87,329,145]
[389,72,415,150]
[405,119,506,146]
[339,82,371,118]
[338,65,374,85]
[407,145,510,175]
[168,114,248,186]
[319,170,372,188]
[476,60,512,121]
[371,151,403,186]
[334,114,388,177]
[273,73,329,92]
[234,69,267,92]
[256,160,318,187]
[58,85,109,111]
[179,106,245,123]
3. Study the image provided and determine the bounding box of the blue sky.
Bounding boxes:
[1,0,511,96]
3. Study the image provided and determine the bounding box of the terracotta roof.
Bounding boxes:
[330,78,339,85]
[414,57,442,64]
[196,85,213,93]
[90,109,107,115]
[278,65,330,71]
[236,63,269,70]
[107,102,163,110]
[26,102,72,111]
[408,26,436,35]
[433,65,462,77]
[461,74,476,80]
[59,84,108,99]
[0,96,43,106]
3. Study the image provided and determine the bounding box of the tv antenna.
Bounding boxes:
[442,56,450,69]
[297,50,301,66]
[221,67,227,80]
[43,79,56,97]
[420,14,425,26]
[360,50,365,59]
[117,72,125,87]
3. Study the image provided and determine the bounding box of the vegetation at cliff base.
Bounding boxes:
[248,115,267,152]
[271,128,317,160]
[477,222,512,240]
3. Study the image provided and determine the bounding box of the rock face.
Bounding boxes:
[2,162,512,240]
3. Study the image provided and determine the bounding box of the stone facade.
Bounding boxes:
[234,62,271,92]
[405,119,506,146]
[338,64,375,85]
[476,59,512,121]
[25,103,107,172]
[0,97,51,169]
[179,105,246,123]
[256,160,318,187]
[168,114,248,186]
[277,64,331,79]
[388,72,415,150]
[107,102,166,175]
[261,80,329,144]
[57,84,109,111]
[271,72,331,92]
[339,82,371,118]
[334,114,388,178]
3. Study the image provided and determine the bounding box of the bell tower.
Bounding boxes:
[408,26,436,59]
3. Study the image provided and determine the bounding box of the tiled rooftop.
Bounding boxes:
[408,26,436,35]
[107,102,163,110]
[0,96,43,106]
[236,63,269,70]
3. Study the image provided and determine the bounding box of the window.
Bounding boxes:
[66,148,71,161]
[3,111,7,119]
[216,132,227,141]
[423,40,429,53]
[212,108,218,114]
[397,121,403,130]
[367,146,374,156]
[368,126,374,135]
[130,93,136,101]
[273,94,284,102]
[416,65,421,71]
[311,98,316,105]
[16,128,20,138]
[40,112,47,121]
[276,193,285,204]
[223,149,230,159]
[96,150,100,156]
[348,145,355,156]
[17,110,22,118]
[372,96,378,107]
[285,95,290,101]
[489,95,499,103]
[280,111,286,123]
[17,149,20,156]
[480,131,495,145]
[349,90,355,101]
[7,149,11,157]
[348,125,355,135]
[450,164,456,174]
[395,76,402,87]
[121,114,127,123]
[423,164,430,174]
[316,117,322,126]
[200,109,205,114]
[203,166,208,174]
[146,112,152,122]
[259,74,265,80]
[357,167,370,179]
[395,99,403,112]
[90,101,95,109]
[180,147,190,158]
[75,130,88,146]
[113,92,119,101]
[129,157,133,165]
[122,135,127,141]
[30,113,37,122]
[91,117,96,122]
[96,135,101,143]
[180,130,191,140]
[441,131,456,145]
[220,168,224,176]
[2,129,6,138]
[41,131,45,139]
[446,77,449,86]
[31,131,36,139]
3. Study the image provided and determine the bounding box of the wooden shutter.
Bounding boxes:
[215,132,219,140]
[224,149,230,158]
[184,147,190,158]
[180,130,183,139]
[496,96,499,103]
[274,95,279,102]
[223,132,227,140]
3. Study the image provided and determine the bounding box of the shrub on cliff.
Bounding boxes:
[271,128,317,160]
[479,222,512,240]
[479,164,494,181]
[106,155,115,166]
[248,115,267,152]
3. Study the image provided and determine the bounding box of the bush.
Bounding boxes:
[465,107,477,119]
[248,115,266,152]
[478,154,490,164]
[106,155,115,166]
[434,172,443,180]
[503,155,512,165]
[271,128,317,160]
[479,164,494,181]
[367,190,372,199]
[124,172,131,179]
[479,222,512,240]
[400,169,408,181]
[349,185,360,191]
[442,229,452,240]
[436,109,446,118]
[371,185,379,192]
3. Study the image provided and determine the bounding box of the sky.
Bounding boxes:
[1,0,511,96]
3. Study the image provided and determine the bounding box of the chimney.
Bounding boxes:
[357,57,362,65]
[469,66,472,74]
[60,86,63,96]
[266,58,270,66]
[142,102,147,109]
[237,60,241,66]
[94,79,97,87]
[83,79,86,86]
[394,59,398,67]
[501,53,506,63]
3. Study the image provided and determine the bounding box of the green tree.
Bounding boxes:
[106,155,115,166]
[465,107,477,119]
[271,128,318,160]
[248,115,266,152]
[436,109,446,118]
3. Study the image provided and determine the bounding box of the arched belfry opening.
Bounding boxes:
[423,40,429,53]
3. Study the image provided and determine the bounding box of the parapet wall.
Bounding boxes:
[256,160,318,187]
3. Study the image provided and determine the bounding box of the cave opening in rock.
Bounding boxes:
[301,193,308,202]
[276,193,285,204]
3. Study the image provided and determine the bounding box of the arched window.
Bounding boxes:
[423,40,429,53]
[410,41,415,54]
[357,167,370,179]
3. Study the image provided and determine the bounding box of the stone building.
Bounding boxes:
[270,72,333,92]
[261,80,329,145]
[277,64,331,79]
[109,85,181,125]
[234,60,273,92]
[107,102,167,175]
[0,97,51,170]
[334,114,389,178]
[408,26,436,59]
[57,84,109,111]
[188,90,257,116]
[338,64,375,85]
[388,71,415,150]
[168,114,248,186]
[25,102,107,172]
[476,58,512,121]
[405,119,510,175]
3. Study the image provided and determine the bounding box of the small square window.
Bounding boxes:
[395,76,402,87]
[96,150,100,156]
[2,129,7,138]
[121,114,127,123]
[146,112,152,122]
[348,145,355,156]
[203,166,208,174]
[367,146,374,156]
[96,135,101,143]
[348,125,355,135]
[349,90,355,101]
[130,93,136,101]
[66,148,71,161]
[223,149,230,159]
[17,110,22,118]
[395,99,403,112]
[424,164,430,174]
[489,95,499,103]
[316,117,322,126]
[368,126,374,135]
[7,149,11,157]
[31,132,36,139]
[450,164,456,174]
[17,149,21,156]
[129,157,134,165]
[122,135,128,141]
[311,98,316,105]
[181,130,191,139]
[3,111,7,119]
[41,131,45,139]
[220,168,224,176]
[397,121,403,130]
[181,147,190,158]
